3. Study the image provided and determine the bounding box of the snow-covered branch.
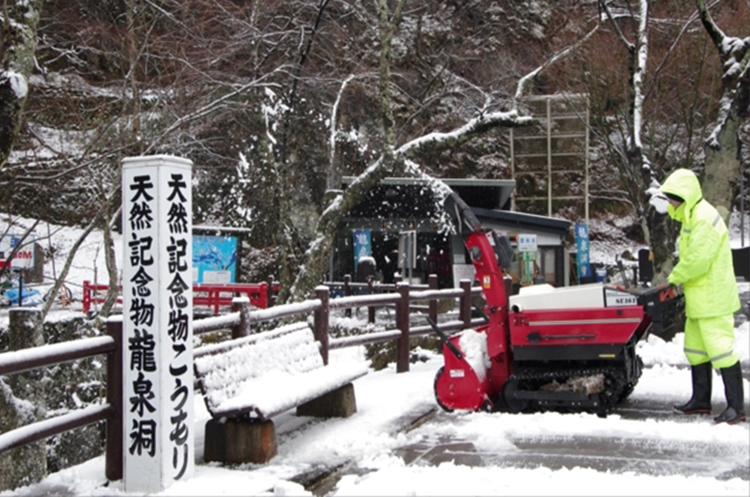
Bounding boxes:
[645,1,717,100]
[695,0,727,50]
[328,74,356,190]
[514,24,600,102]
[695,0,750,149]
[599,0,635,51]
[397,109,531,158]
[143,73,288,154]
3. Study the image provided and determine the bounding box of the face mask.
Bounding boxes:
[667,201,685,221]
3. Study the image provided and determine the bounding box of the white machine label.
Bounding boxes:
[449,369,466,378]
[605,289,637,307]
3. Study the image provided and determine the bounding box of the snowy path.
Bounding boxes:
[1,337,748,496]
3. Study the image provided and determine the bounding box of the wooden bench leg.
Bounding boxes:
[296,383,357,418]
[204,418,277,464]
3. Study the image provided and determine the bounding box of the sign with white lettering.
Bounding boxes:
[122,155,194,493]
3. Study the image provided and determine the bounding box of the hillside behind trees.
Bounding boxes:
[1,0,748,298]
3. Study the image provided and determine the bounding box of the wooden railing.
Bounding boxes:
[194,278,484,373]
[0,277,485,486]
[0,320,123,481]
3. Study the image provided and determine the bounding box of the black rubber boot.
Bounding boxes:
[674,362,712,415]
[714,361,746,424]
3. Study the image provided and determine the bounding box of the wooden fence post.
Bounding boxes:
[267,276,275,307]
[105,319,123,481]
[429,274,438,324]
[82,280,91,315]
[367,276,376,324]
[396,282,410,373]
[231,298,251,339]
[344,275,352,317]
[314,286,330,365]
[460,279,472,329]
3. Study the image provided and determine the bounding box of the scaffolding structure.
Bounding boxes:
[510,93,590,225]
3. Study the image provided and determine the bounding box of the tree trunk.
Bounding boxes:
[99,205,120,318]
[703,116,742,223]
[0,0,43,169]
[695,0,749,222]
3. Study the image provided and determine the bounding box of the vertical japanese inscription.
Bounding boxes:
[164,173,191,479]
[126,174,158,458]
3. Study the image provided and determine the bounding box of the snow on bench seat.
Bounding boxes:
[194,321,368,420]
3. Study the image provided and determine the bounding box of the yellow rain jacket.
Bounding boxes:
[661,169,740,318]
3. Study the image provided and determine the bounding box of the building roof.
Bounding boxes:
[472,207,571,235]
[341,176,516,213]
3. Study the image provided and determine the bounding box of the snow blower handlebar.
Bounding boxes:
[444,191,483,235]
[444,191,513,272]
[426,317,463,360]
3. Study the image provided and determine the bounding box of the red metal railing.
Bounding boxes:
[82,280,278,315]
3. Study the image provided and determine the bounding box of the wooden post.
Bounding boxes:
[231,298,250,339]
[267,276,275,307]
[460,279,472,329]
[428,274,438,324]
[396,282,410,373]
[344,275,352,317]
[367,276,376,324]
[83,280,91,315]
[105,319,123,481]
[314,286,330,365]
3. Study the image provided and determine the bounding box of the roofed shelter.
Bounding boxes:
[331,177,571,292]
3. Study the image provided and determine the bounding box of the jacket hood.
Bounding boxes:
[660,169,703,209]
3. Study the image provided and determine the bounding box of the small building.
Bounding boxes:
[331,177,571,293]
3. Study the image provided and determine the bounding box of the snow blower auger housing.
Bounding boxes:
[432,192,683,416]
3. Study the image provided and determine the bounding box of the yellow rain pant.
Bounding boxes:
[683,315,739,369]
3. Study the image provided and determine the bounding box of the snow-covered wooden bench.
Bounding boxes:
[194,321,369,464]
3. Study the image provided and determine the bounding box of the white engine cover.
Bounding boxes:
[509,283,637,311]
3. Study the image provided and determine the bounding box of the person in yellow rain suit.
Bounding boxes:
[660,168,745,424]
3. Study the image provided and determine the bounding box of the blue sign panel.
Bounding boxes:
[193,235,237,283]
[353,229,372,271]
[575,223,590,280]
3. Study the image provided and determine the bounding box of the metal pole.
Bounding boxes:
[547,97,552,217]
[584,95,590,226]
[510,128,516,212]
[396,282,410,373]
[741,159,745,247]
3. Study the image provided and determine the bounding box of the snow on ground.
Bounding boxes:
[1,329,748,496]
[1,216,750,496]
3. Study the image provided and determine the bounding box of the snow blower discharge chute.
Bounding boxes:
[431,192,683,415]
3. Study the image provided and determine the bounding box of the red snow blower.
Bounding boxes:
[431,192,683,415]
